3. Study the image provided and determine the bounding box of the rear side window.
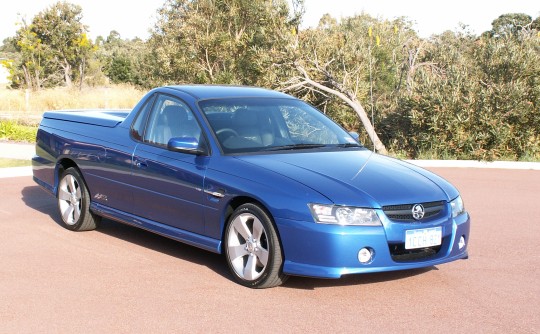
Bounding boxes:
[131,94,156,141]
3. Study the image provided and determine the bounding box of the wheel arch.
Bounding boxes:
[54,158,82,196]
[55,157,101,231]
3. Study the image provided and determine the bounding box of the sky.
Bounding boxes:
[0,0,539,44]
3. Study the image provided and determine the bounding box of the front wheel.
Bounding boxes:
[57,167,101,231]
[224,203,288,288]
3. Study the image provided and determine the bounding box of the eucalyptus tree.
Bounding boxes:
[12,22,48,89]
[146,0,299,87]
[94,31,149,86]
[282,14,418,154]
[13,1,94,89]
[489,13,534,37]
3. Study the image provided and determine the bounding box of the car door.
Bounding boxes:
[129,94,209,235]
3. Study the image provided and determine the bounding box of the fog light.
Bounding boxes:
[458,236,466,250]
[358,247,373,264]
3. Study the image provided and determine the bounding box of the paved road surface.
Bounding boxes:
[1,168,538,333]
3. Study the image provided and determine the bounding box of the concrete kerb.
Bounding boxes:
[0,166,33,178]
[405,159,540,170]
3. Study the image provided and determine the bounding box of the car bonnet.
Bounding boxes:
[236,150,458,208]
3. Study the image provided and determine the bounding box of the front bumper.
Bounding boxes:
[276,211,470,279]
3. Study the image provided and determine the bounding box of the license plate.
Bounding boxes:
[405,227,442,249]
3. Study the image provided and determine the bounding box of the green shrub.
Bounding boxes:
[0,120,37,142]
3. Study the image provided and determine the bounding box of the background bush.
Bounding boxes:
[382,30,540,160]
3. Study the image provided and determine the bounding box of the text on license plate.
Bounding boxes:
[405,226,442,250]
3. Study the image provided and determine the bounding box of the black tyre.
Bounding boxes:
[224,203,288,288]
[57,167,101,231]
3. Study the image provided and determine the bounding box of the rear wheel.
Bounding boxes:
[224,203,288,288]
[57,167,100,231]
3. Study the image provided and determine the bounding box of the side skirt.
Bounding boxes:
[33,176,55,195]
[90,202,222,254]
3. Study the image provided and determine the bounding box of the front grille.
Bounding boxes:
[383,201,445,222]
[389,241,443,262]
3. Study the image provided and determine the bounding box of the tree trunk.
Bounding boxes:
[22,65,33,90]
[63,59,72,87]
[79,57,86,90]
[290,66,388,154]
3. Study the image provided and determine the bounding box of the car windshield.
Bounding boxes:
[199,98,361,154]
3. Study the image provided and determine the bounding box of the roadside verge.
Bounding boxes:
[406,159,540,170]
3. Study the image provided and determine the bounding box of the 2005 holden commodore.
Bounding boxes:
[32,85,470,288]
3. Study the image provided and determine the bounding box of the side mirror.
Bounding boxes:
[167,137,208,155]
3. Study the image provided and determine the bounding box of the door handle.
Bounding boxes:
[204,189,225,198]
[134,159,147,169]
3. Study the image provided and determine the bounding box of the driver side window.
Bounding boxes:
[143,95,202,147]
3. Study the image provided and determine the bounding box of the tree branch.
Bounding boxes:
[294,64,388,154]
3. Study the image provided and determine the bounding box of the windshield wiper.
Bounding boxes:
[335,143,362,148]
[264,144,328,151]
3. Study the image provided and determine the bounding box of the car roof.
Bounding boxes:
[164,85,295,100]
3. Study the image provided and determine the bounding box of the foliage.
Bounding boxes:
[0,120,38,142]
[284,14,418,152]
[0,37,19,63]
[385,27,540,160]
[94,31,149,86]
[489,13,534,37]
[145,0,298,87]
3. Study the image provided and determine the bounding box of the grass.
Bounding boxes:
[0,158,31,168]
[0,84,145,117]
[0,84,145,143]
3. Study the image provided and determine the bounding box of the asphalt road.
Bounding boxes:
[1,168,538,333]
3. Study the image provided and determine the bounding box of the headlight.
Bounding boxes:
[450,196,465,218]
[309,204,382,226]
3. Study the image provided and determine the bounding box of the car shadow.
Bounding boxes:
[97,218,229,279]
[21,185,437,290]
[21,185,59,222]
[21,185,230,280]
